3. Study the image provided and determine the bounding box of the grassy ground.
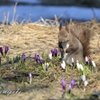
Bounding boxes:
[0,18,100,100]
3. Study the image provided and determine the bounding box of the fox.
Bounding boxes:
[58,22,90,64]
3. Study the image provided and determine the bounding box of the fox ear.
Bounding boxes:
[59,20,62,30]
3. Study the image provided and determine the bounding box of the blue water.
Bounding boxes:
[0,0,100,23]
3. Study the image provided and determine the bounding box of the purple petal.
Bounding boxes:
[71,79,75,89]
[51,48,58,56]
[61,78,66,93]
[40,59,44,64]
[68,83,72,93]
[69,83,72,90]
[34,54,40,62]
[51,49,54,55]
[0,47,3,56]
[21,54,26,61]
[5,46,9,55]
[54,48,57,56]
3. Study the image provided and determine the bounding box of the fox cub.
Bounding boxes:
[58,22,90,64]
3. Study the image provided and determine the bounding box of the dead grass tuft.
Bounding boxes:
[0,19,100,65]
[0,19,59,57]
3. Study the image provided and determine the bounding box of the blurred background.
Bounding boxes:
[0,0,100,23]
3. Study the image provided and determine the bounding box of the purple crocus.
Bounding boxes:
[21,54,26,61]
[39,56,44,64]
[34,54,40,63]
[70,79,75,89]
[68,79,75,93]
[51,50,54,56]
[68,83,72,93]
[61,78,66,93]
[5,46,9,55]
[53,48,57,56]
[39,59,44,64]
[0,47,3,56]
[51,48,58,57]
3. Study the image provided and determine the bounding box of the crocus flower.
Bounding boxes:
[40,59,44,64]
[29,72,32,84]
[81,75,88,87]
[5,46,9,55]
[85,56,88,65]
[76,61,84,71]
[39,57,44,64]
[76,60,80,70]
[0,47,3,56]
[21,54,26,61]
[92,60,96,68]
[68,79,75,93]
[84,80,88,86]
[72,58,74,65]
[51,48,58,57]
[53,48,57,56]
[34,54,40,62]
[80,64,84,71]
[61,60,66,70]
[68,82,72,93]
[70,79,75,89]
[81,74,86,82]
[48,52,52,59]
[46,63,49,71]
[61,78,66,93]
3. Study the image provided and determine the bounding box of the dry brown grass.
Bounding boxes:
[0,19,100,65]
[0,20,59,58]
